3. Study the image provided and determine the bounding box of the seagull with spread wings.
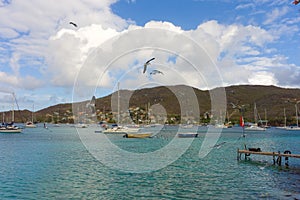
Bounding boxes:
[150,69,164,75]
[69,21,78,27]
[143,57,155,73]
[293,0,300,5]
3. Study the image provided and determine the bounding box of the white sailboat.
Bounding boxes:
[276,108,287,129]
[245,103,266,131]
[103,82,139,134]
[0,93,22,133]
[285,102,300,130]
[260,108,270,129]
[25,104,36,128]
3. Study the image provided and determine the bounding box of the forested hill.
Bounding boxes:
[9,85,300,125]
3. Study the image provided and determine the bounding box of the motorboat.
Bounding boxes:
[123,133,152,138]
[177,132,198,138]
[103,124,139,134]
[244,124,266,131]
[25,121,36,128]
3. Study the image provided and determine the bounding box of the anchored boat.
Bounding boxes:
[123,133,152,138]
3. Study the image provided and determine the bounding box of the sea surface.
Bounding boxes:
[0,124,300,199]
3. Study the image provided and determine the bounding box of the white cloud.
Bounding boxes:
[0,0,128,90]
[264,6,289,25]
[0,70,43,90]
[248,71,278,85]
[0,28,19,39]
[1,0,300,110]
[47,24,120,87]
[47,19,300,95]
[195,21,275,59]
[235,3,255,10]
[144,21,184,33]
[0,71,18,86]
[18,76,44,90]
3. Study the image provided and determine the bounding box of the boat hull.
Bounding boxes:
[285,126,300,130]
[0,128,22,133]
[178,133,198,138]
[123,133,152,138]
[103,127,139,134]
[244,125,266,131]
[25,123,37,128]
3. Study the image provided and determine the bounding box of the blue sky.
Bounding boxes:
[0,0,300,112]
[112,0,240,29]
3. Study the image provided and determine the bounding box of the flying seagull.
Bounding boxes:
[69,21,78,27]
[150,69,164,75]
[293,0,300,5]
[143,57,155,73]
[211,141,226,149]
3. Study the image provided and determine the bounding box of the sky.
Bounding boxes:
[0,0,300,111]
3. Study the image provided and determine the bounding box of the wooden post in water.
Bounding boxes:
[237,148,240,161]
[276,151,282,166]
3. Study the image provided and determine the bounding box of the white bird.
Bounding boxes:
[150,69,164,75]
[211,142,226,149]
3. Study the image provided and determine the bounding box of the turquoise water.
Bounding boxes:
[0,125,299,199]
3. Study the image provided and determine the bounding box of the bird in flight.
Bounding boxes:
[150,69,164,75]
[69,22,78,27]
[293,0,300,5]
[143,57,155,73]
[211,142,226,149]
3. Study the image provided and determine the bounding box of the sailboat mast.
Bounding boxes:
[117,82,120,124]
[12,94,14,122]
[284,107,286,127]
[254,102,257,124]
[264,108,267,126]
[32,104,34,122]
[148,102,150,125]
[296,103,299,127]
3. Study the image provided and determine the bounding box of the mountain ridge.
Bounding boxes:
[6,84,300,126]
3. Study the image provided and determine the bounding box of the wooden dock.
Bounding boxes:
[237,149,300,166]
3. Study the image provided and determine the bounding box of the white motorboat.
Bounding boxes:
[103,125,139,134]
[244,124,266,131]
[25,121,36,128]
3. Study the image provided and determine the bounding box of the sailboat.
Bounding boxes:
[25,104,37,128]
[0,93,22,133]
[285,102,300,130]
[103,82,139,134]
[276,108,287,129]
[260,108,271,129]
[244,103,266,131]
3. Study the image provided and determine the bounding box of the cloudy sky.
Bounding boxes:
[0,0,300,111]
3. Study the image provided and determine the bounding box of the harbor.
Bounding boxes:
[1,1,300,199]
[1,125,300,199]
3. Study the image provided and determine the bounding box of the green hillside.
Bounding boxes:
[7,85,300,126]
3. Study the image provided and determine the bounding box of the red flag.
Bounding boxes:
[240,116,244,127]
